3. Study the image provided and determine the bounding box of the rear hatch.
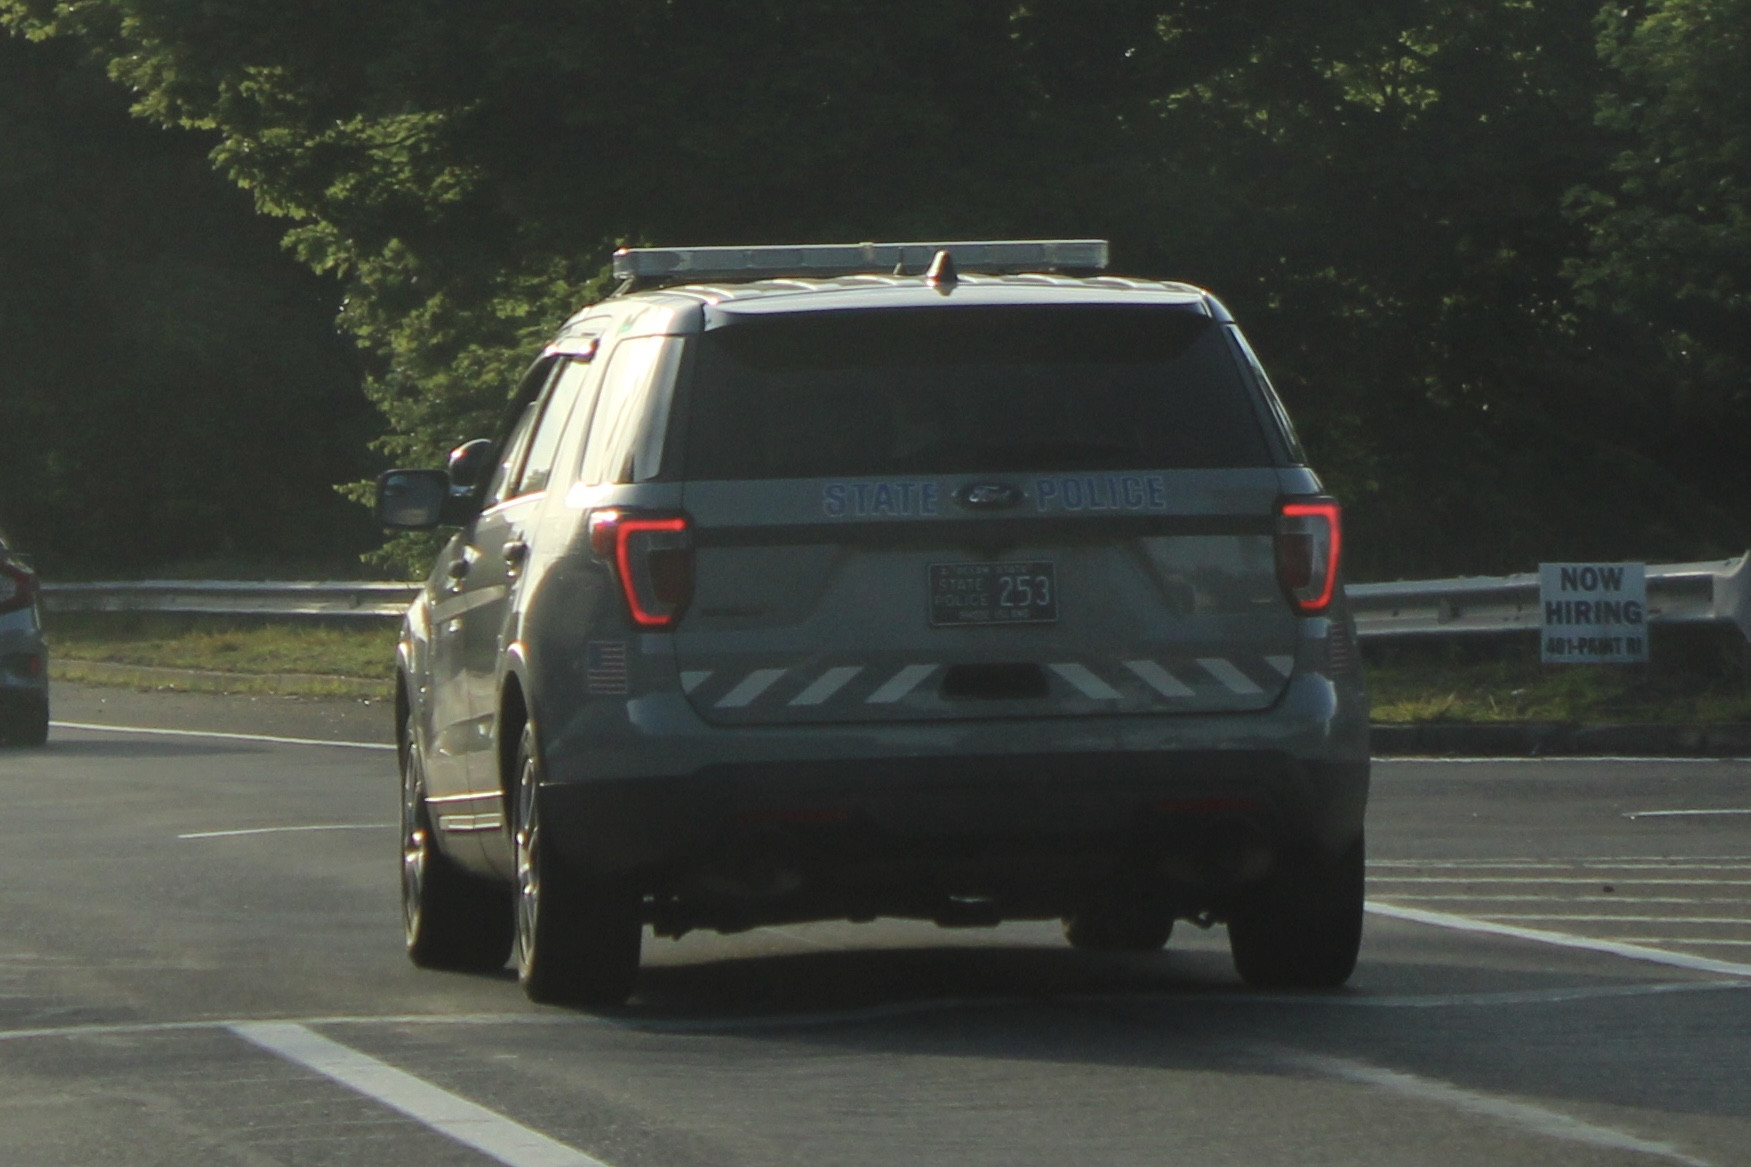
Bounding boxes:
[672,299,1300,726]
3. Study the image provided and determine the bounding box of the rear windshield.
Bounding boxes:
[681,305,1275,479]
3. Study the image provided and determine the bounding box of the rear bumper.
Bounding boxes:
[535,673,1368,928]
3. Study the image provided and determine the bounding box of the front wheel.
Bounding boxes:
[1228,836,1364,989]
[513,724,642,1007]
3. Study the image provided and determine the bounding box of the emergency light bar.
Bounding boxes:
[611,239,1109,284]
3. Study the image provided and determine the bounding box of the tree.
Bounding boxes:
[5,0,1744,577]
[0,31,377,574]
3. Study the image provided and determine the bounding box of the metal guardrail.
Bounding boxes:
[38,552,1751,644]
[1346,554,1750,641]
[40,580,420,619]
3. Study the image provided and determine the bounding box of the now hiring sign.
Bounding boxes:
[1540,563,1648,664]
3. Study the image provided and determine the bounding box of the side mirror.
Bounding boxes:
[375,470,450,530]
[447,439,495,489]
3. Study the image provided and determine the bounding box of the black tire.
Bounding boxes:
[0,694,48,747]
[1062,900,1174,952]
[1228,836,1365,989]
[401,723,513,971]
[513,724,642,1007]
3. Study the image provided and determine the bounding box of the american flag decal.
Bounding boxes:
[585,641,630,694]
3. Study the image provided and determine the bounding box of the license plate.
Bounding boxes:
[928,562,1058,627]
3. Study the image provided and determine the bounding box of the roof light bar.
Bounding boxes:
[611,239,1109,283]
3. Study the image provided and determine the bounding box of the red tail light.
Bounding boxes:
[0,560,38,616]
[1275,498,1341,613]
[588,510,693,628]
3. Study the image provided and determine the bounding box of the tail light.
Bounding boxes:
[588,510,693,628]
[0,560,38,616]
[1275,498,1341,614]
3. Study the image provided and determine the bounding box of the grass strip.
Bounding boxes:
[42,612,1751,722]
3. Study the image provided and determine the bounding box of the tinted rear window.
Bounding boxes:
[682,306,1274,479]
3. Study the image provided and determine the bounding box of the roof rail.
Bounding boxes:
[611,239,1109,289]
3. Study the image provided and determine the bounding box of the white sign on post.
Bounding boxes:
[1540,562,1648,664]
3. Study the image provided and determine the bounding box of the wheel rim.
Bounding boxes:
[400,737,429,942]
[514,745,540,974]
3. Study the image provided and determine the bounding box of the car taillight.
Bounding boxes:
[588,510,693,628]
[0,561,37,616]
[1275,498,1341,614]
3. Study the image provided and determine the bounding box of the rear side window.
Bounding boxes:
[682,305,1274,480]
[579,336,681,484]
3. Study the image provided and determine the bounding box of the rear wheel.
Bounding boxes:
[513,724,642,1007]
[401,723,513,971]
[1228,836,1364,989]
[1062,900,1174,952]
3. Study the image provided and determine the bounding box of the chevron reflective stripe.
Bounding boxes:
[866,664,938,704]
[680,670,712,694]
[716,668,788,708]
[1199,657,1264,696]
[1123,659,1195,698]
[1049,663,1122,700]
[789,665,864,706]
[1266,655,1294,677]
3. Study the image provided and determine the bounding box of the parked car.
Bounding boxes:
[0,527,49,747]
[377,239,1370,1006]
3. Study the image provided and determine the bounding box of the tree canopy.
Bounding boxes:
[2,0,1746,577]
[0,32,378,574]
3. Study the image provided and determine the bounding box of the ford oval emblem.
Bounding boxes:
[956,483,1024,511]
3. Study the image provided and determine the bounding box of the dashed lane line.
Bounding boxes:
[50,720,394,751]
[179,823,394,840]
[230,1022,610,1167]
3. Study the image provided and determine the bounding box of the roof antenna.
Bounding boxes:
[926,249,959,291]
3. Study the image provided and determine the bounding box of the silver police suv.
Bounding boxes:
[377,240,1369,1006]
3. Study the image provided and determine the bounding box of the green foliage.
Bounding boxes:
[0,32,379,575]
[4,0,1748,580]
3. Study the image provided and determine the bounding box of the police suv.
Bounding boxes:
[377,240,1369,1006]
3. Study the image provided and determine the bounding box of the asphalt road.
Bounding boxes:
[2,683,1747,1166]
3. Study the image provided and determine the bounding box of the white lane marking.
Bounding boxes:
[179,823,393,840]
[50,721,393,751]
[1373,876,1751,886]
[1365,855,1751,862]
[1049,663,1121,700]
[1367,901,1751,978]
[866,664,937,704]
[1479,915,1751,925]
[1197,658,1262,696]
[679,670,711,694]
[1122,659,1193,698]
[230,1021,610,1167]
[1628,808,1751,819]
[715,668,788,708]
[1267,1046,1714,1167]
[1374,756,1751,765]
[789,666,863,707]
[1382,895,1723,904]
